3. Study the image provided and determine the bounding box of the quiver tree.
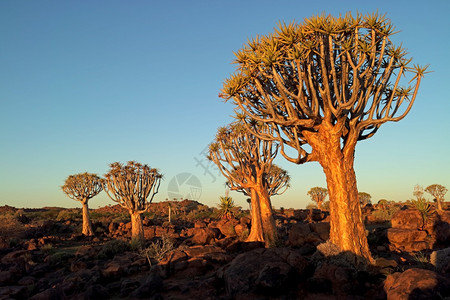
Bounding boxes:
[307,187,328,210]
[103,161,162,244]
[425,184,448,212]
[358,192,372,207]
[209,122,287,246]
[220,12,428,263]
[61,172,103,236]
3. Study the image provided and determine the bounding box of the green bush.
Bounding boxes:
[97,239,130,259]
[371,206,400,222]
[56,209,80,222]
[48,251,74,267]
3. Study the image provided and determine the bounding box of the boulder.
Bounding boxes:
[289,223,322,247]
[309,222,330,241]
[430,247,450,273]
[191,228,219,245]
[131,273,163,298]
[222,247,307,296]
[391,209,424,229]
[387,228,433,252]
[216,219,238,237]
[384,268,450,299]
[312,263,360,295]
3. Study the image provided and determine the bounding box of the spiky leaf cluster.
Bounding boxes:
[208,121,278,191]
[61,172,103,202]
[221,12,428,164]
[103,161,162,213]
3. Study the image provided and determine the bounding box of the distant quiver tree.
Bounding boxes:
[61,172,103,236]
[220,12,428,263]
[425,184,447,212]
[103,161,162,245]
[307,187,328,210]
[358,192,372,207]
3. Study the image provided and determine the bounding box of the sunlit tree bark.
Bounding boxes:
[103,161,162,245]
[61,173,103,236]
[220,12,428,263]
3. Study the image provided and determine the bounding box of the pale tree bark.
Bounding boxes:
[256,188,277,246]
[247,189,264,242]
[130,211,144,243]
[81,200,94,236]
[304,125,373,264]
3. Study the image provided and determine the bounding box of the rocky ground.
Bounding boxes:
[0,201,449,299]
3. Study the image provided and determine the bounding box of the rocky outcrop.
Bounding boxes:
[387,209,434,252]
[384,268,450,299]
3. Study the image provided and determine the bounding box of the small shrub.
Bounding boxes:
[316,240,341,257]
[412,251,429,265]
[56,209,80,222]
[48,251,74,267]
[97,239,130,259]
[371,206,400,222]
[140,235,174,266]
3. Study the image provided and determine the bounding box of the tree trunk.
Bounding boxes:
[437,198,443,212]
[81,200,94,236]
[247,189,264,242]
[130,211,144,245]
[257,189,278,247]
[306,126,374,264]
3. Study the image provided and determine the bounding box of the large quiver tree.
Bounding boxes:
[220,12,428,264]
[61,172,103,236]
[103,161,162,244]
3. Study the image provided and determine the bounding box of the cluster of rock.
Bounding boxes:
[1,204,450,299]
[387,208,450,252]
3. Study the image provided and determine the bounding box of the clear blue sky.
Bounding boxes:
[1,0,449,209]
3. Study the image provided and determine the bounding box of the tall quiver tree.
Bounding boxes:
[209,122,286,246]
[425,184,448,212]
[61,172,103,236]
[307,187,328,210]
[220,12,428,263]
[103,161,162,245]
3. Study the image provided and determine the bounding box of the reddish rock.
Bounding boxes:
[143,226,156,239]
[387,228,432,252]
[102,262,124,279]
[384,268,450,300]
[183,245,225,258]
[75,245,97,258]
[191,228,219,245]
[216,219,238,237]
[234,223,247,237]
[309,222,330,241]
[289,223,322,247]
[194,221,207,228]
[391,209,424,229]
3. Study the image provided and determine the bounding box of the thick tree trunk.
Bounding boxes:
[81,200,94,236]
[307,126,374,264]
[247,189,264,242]
[257,189,278,247]
[437,198,443,212]
[130,211,144,244]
